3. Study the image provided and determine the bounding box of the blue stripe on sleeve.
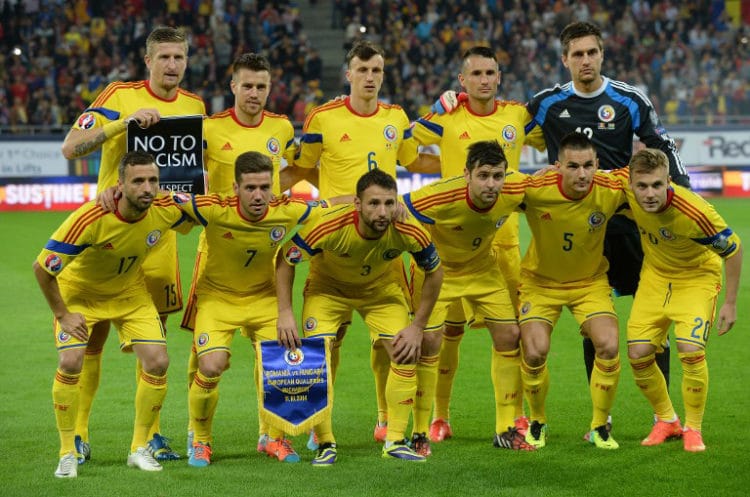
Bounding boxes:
[44,240,89,255]
[291,233,321,256]
[416,118,443,137]
[402,193,435,225]
[300,133,323,144]
[84,107,121,121]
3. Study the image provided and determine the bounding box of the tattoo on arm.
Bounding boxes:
[72,131,107,157]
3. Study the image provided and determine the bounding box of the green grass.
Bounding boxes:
[2,198,749,497]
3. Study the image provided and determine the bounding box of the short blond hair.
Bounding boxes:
[629,149,669,177]
[146,26,188,57]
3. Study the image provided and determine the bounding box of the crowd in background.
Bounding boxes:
[1,0,748,133]
[339,0,750,123]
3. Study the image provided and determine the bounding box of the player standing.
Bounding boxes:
[60,26,205,462]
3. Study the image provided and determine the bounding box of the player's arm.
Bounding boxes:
[61,108,163,159]
[32,261,87,341]
[392,241,442,363]
[717,243,743,335]
[404,153,441,174]
[280,164,319,191]
[275,247,302,350]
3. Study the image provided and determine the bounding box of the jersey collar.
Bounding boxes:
[570,76,609,98]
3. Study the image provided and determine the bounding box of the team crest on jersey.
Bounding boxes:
[383,248,400,260]
[173,193,191,204]
[197,333,209,347]
[520,302,531,315]
[266,137,281,155]
[588,212,606,231]
[285,246,303,264]
[383,125,398,142]
[501,125,517,143]
[77,112,96,129]
[597,105,615,123]
[270,226,286,242]
[45,254,63,273]
[658,228,676,241]
[304,317,317,332]
[146,230,162,247]
[496,216,508,229]
[284,347,305,366]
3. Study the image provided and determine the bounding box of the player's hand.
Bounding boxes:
[534,165,557,176]
[277,311,302,350]
[391,324,423,364]
[95,186,120,212]
[392,201,410,223]
[126,108,162,129]
[59,312,88,342]
[430,91,468,115]
[716,302,737,335]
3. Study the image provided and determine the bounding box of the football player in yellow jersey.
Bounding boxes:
[518,133,624,450]
[33,151,195,478]
[620,149,742,452]
[181,152,326,467]
[290,40,424,443]
[403,140,534,453]
[59,26,205,461]
[408,46,546,442]
[180,53,310,456]
[276,169,443,465]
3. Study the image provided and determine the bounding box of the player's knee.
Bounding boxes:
[421,330,442,355]
[198,354,228,378]
[523,347,547,367]
[627,343,655,361]
[142,352,170,376]
[58,350,84,374]
[593,339,618,360]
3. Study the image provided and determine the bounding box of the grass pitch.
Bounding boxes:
[1,198,749,497]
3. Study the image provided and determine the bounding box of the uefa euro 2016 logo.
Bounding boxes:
[146,230,162,247]
[197,333,209,346]
[597,105,615,123]
[45,254,63,273]
[285,246,303,264]
[284,348,305,366]
[77,112,96,129]
[383,125,398,142]
[58,331,71,343]
[267,137,281,155]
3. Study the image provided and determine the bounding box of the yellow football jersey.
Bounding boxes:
[204,108,296,196]
[177,194,313,296]
[521,170,626,284]
[75,80,206,190]
[624,184,742,279]
[410,99,546,176]
[296,97,418,197]
[281,204,440,291]
[403,172,526,275]
[36,197,191,299]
